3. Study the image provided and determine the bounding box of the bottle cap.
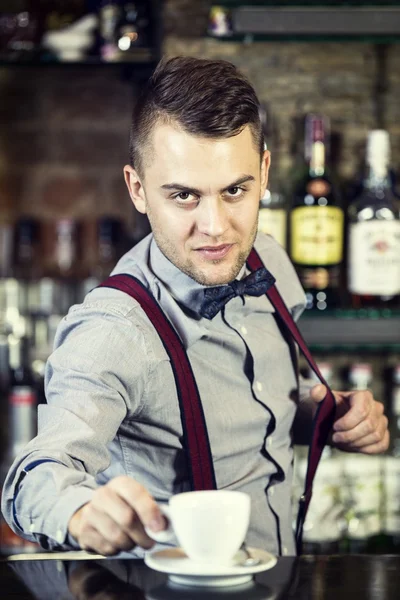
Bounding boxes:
[349,363,372,387]
[367,130,390,166]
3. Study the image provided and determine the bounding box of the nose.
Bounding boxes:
[196,197,229,238]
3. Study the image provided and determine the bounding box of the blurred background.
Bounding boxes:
[0,0,400,557]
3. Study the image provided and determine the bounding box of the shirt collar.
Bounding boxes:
[149,238,247,347]
[149,239,206,315]
[150,238,247,312]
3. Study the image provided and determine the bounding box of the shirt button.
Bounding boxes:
[283,546,289,556]
[240,325,247,335]
[269,486,275,496]
[56,529,64,543]
[255,381,263,392]
[29,523,35,532]
[267,436,272,447]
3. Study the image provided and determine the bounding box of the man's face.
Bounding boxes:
[125,122,270,286]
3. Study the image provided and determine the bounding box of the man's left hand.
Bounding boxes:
[310,384,389,454]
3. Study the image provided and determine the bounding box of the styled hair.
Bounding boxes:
[129,56,264,178]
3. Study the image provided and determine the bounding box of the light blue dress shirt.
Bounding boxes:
[2,232,313,557]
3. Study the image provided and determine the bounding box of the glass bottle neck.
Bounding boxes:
[364,163,390,191]
[309,141,326,177]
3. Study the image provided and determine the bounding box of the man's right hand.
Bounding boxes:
[68,476,167,556]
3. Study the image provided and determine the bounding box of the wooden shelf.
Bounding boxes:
[298,309,400,351]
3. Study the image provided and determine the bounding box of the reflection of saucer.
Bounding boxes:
[144,547,277,588]
[147,580,274,600]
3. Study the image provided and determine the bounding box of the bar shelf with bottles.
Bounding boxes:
[207,2,400,43]
[0,214,133,553]
[293,357,400,554]
[0,1,161,69]
[258,114,400,351]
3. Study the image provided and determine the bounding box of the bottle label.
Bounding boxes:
[349,220,400,295]
[258,208,286,248]
[342,456,382,539]
[291,206,344,265]
[384,458,400,534]
[301,457,343,543]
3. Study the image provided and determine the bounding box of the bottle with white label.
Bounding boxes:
[347,130,400,309]
[295,362,346,554]
[341,362,384,553]
[382,365,400,552]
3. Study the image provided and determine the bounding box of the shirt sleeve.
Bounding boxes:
[1,297,151,551]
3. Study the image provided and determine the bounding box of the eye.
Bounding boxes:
[173,192,195,202]
[177,192,191,201]
[226,186,245,197]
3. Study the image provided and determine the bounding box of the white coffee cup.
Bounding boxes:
[145,490,251,565]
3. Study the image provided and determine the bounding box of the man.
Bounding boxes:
[2,57,389,558]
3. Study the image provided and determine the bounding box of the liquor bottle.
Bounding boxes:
[257,105,288,249]
[347,130,400,309]
[0,336,38,555]
[289,114,344,311]
[116,2,151,55]
[12,218,40,318]
[41,218,79,316]
[388,365,400,458]
[341,362,383,553]
[0,333,10,464]
[298,362,345,554]
[79,217,122,300]
[13,218,40,281]
[0,223,14,331]
[381,366,400,553]
[99,0,121,62]
[258,184,287,249]
[0,223,13,279]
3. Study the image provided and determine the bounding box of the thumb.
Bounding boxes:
[310,383,327,403]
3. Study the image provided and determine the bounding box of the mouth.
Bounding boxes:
[194,244,234,261]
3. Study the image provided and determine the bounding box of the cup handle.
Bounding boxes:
[144,504,175,543]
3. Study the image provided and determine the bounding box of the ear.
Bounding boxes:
[260,149,271,197]
[123,165,147,214]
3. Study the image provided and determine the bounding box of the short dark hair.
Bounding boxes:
[129,56,264,178]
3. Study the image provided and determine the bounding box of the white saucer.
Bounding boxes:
[144,547,277,588]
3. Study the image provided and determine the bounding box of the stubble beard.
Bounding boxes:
[149,213,259,287]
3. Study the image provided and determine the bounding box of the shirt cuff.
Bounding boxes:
[16,483,96,551]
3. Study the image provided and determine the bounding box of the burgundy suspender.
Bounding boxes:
[247,248,336,552]
[100,249,336,554]
[98,274,217,492]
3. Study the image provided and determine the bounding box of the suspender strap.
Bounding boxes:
[101,247,335,554]
[98,274,217,492]
[247,248,336,553]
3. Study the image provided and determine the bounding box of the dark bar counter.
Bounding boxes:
[1,554,400,599]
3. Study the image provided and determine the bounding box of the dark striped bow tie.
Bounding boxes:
[199,267,276,320]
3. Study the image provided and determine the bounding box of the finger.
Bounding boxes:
[79,523,119,556]
[110,477,166,533]
[87,505,140,552]
[91,486,154,548]
[333,390,374,432]
[333,415,388,448]
[332,406,385,444]
[353,429,390,455]
[309,384,327,403]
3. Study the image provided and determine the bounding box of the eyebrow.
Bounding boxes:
[160,174,256,196]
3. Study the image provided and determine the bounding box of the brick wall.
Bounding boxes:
[0,1,399,228]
